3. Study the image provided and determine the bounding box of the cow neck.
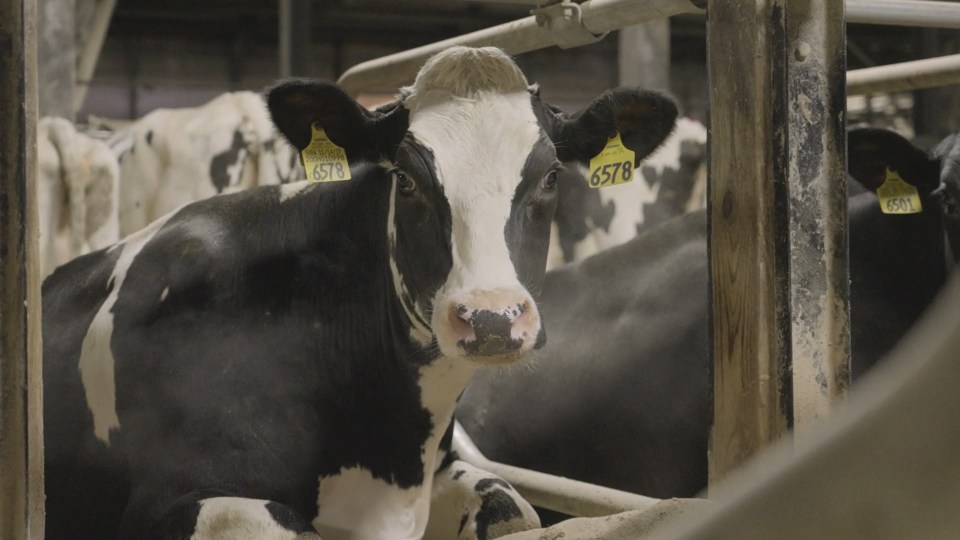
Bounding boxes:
[382,169,479,471]
[310,168,478,540]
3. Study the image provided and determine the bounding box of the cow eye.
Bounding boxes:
[393,169,416,194]
[540,170,559,191]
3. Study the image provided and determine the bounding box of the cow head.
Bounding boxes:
[268,46,677,364]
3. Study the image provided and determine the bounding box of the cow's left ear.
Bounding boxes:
[533,88,678,165]
[847,127,940,193]
[266,79,408,163]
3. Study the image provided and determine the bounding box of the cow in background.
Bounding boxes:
[42,46,679,539]
[105,90,303,235]
[548,116,706,268]
[37,117,120,277]
[459,127,960,503]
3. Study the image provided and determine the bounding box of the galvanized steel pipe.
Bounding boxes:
[847,0,960,30]
[452,422,662,518]
[848,53,960,95]
[336,0,704,96]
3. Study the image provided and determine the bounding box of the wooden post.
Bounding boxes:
[618,19,670,92]
[0,0,45,538]
[279,0,312,78]
[707,0,849,484]
[74,0,117,114]
[37,0,75,119]
[783,0,849,432]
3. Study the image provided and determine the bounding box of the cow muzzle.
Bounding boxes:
[436,288,542,362]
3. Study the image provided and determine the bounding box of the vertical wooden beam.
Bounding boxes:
[37,0,75,119]
[618,19,670,92]
[784,1,849,431]
[0,0,45,538]
[74,0,117,114]
[707,0,790,486]
[279,0,312,78]
[707,0,849,483]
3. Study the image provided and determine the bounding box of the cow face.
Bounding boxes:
[268,46,677,364]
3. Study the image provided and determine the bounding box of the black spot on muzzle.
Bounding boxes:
[458,309,524,356]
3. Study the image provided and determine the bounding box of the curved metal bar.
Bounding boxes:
[336,0,704,97]
[452,421,664,518]
[847,53,960,95]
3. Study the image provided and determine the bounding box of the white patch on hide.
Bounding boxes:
[78,208,180,443]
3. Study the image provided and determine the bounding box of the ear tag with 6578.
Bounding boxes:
[587,132,635,188]
[301,123,351,182]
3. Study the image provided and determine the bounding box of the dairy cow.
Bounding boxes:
[458,127,960,501]
[548,117,706,268]
[105,90,303,236]
[42,46,678,539]
[37,117,121,277]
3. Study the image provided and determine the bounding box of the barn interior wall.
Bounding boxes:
[76,26,707,124]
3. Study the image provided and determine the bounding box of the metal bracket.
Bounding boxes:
[531,1,607,49]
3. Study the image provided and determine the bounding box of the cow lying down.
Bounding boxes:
[458,127,960,504]
[42,46,678,539]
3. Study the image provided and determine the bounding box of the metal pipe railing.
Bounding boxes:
[847,53,960,95]
[846,0,960,30]
[337,0,960,97]
[452,422,663,518]
[336,0,704,96]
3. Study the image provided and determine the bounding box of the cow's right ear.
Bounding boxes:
[266,79,408,163]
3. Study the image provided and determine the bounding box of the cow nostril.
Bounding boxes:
[449,304,474,337]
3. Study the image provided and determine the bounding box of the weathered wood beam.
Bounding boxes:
[784,0,850,431]
[707,0,850,484]
[38,0,75,118]
[74,0,117,114]
[0,0,45,537]
[618,19,671,92]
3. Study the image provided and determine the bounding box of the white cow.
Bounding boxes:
[106,91,303,235]
[38,92,306,276]
[37,116,120,277]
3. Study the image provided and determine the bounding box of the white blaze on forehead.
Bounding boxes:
[408,93,542,293]
[79,207,180,444]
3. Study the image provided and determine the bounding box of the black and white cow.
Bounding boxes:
[548,117,707,268]
[457,127,960,502]
[42,46,678,539]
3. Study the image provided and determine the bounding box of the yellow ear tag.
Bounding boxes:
[301,123,351,182]
[877,167,922,215]
[587,132,636,188]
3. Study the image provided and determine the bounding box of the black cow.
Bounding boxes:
[457,127,960,502]
[42,46,677,539]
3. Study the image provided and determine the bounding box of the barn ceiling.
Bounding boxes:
[103,0,946,70]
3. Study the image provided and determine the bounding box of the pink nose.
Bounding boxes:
[446,290,537,356]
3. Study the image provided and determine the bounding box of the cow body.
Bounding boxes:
[44,47,678,539]
[37,116,121,277]
[105,90,303,236]
[458,127,960,501]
